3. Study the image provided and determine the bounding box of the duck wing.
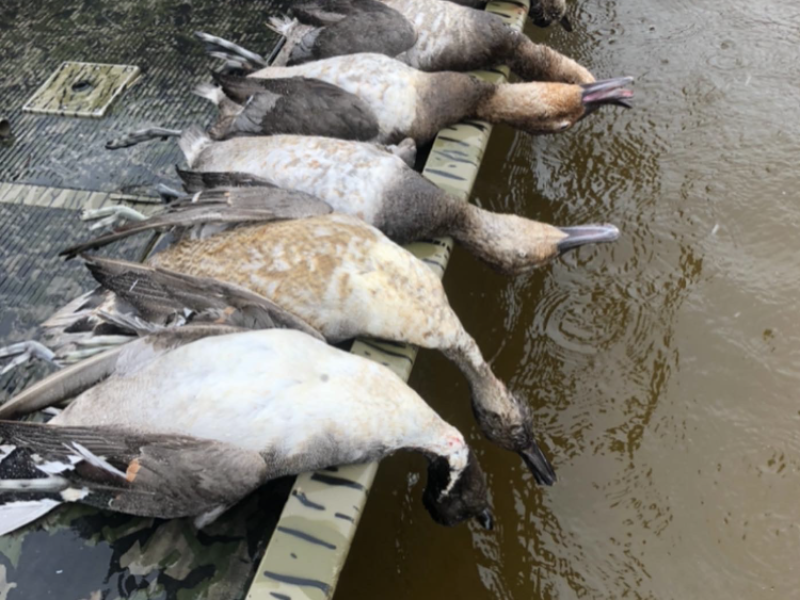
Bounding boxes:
[0,421,270,534]
[0,326,243,419]
[60,186,332,257]
[210,74,381,142]
[288,0,416,64]
[80,256,323,340]
[175,168,276,193]
[13,258,324,414]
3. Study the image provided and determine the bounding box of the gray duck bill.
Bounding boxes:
[519,443,557,486]
[581,77,635,109]
[557,224,620,254]
[475,508,494,530]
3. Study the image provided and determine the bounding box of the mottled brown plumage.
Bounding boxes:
[144,214,557,483]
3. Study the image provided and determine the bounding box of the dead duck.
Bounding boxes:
[197,0,594,84]
[448,0,572,31]
[14,213,560,484]
[170,130,620,275]
[0,328,492,534]
[110,56,630,149]
[193,53,631,145]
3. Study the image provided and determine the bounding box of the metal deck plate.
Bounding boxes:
[0,0,281,195]
[23,62,141,118]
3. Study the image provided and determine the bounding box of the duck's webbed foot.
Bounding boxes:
[0,341,57,376]
[80,205,149,231]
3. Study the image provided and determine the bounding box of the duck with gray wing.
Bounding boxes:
[198,0,593,84]
[173,130,620,274]
[110,56,631,149]
[0,328,492,535]
[195,53,632,145]
[7,213,559,484]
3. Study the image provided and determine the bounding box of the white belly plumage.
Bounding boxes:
[54,330,453,462]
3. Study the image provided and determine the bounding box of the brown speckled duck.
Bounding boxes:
[6,212,560,485]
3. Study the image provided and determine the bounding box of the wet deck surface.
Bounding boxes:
[0,2,291,599]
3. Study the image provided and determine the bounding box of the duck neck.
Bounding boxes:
[443,334,513,449]
[417,73,495,140]
[473,83,522,125]
[447,204,522,274]
[508,31,593,84]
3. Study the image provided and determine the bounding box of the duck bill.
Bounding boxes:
[519,443,557,486]
[581,77,635,110]
[474,508,494,530]
[559,15,574,32]
[557,224,620,254]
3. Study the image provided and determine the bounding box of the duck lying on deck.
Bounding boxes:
[199,0,593,84]
[0,328,492,535]
[171,131,620,274]
[6,213,559,484]
[448,0,572,31]
[196,54,632,144]
[111,56,631,148]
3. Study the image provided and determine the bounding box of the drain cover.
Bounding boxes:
[22,61,140,118]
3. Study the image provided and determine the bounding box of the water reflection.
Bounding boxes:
[338,0,800,598]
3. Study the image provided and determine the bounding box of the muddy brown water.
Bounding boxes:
[338,1,800,598]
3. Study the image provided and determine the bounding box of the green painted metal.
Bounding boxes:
[245,2,531,599]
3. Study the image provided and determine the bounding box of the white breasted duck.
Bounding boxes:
[14,213,560,484]
[194,53,632,144]
[197,0,594,84]
[173,130,620,274]
[0,328,492,534]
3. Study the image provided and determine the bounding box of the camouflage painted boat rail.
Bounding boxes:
[245,2,531,598]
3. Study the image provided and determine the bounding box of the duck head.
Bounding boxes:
[423,449,493,529]
[453,207,620,275]
[476,77,634,136]
[530,0,572,31]
[472,392,557,486]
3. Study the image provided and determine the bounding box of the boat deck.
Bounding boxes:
[0,1,530,598]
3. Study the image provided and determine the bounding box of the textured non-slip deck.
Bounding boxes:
[0,2,291,599]
[0,0,282,196]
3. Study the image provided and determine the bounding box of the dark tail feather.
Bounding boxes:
[176,167,276,193]
[194,31,268,71]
